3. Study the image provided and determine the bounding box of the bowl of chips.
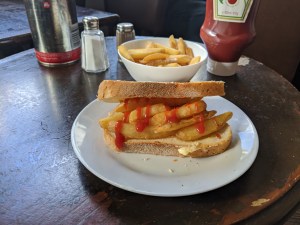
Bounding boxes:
[118,35,208,82]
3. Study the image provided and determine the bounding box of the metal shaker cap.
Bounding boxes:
[83,16,99,30]
[117,23,134,32]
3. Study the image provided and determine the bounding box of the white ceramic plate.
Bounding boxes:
[71,97,259,197]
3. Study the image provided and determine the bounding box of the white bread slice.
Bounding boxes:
[103,124,232,158]
[98,80,225,103]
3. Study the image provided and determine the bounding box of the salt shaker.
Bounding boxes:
[116,23,135,62]
[81,16,109,73]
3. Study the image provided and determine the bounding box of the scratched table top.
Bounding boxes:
[0,37,299,225]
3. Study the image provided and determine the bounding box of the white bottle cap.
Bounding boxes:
[207,57,238,76]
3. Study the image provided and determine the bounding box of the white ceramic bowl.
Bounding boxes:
[118,37,208,82]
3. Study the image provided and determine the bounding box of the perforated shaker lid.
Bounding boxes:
[83,16,99,30]
[117,22,134,32]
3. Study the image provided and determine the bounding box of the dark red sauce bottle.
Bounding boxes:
[200,0,260,76]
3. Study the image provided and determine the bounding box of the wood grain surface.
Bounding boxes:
[0,37,299,225]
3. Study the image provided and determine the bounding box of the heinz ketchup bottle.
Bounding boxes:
[200,0,260,76]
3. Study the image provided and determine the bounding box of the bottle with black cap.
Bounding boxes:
[81,16,109,73]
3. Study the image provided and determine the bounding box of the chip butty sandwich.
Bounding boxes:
[98,80,233,157]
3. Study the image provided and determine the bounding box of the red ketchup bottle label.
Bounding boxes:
[200,0,260,76]
[213,0,253,23]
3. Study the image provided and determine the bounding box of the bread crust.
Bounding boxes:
[98,80,225,102]
[103,124,232,158]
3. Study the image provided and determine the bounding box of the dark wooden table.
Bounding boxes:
[0,0,120,58]
[0,37,299,225]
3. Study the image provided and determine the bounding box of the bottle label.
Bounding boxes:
[213,0,253,23]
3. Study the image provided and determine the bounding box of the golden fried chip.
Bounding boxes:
[165,63,181,67]
[185,47,194,57]
[169,35,177,49]
[150,100,207,126]
[154,110,217,133]
[176,112,233,141]
[128,48,164,60]
[128,103,169,123]
[118,45,134,61]
[107,121,176,139]
[140,53,170,64]
[177,37,186,54]
[189,56,201,65]
[152,42,180,55]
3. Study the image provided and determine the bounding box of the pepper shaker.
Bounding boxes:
[81,16,109,73]
[116,23,135,62]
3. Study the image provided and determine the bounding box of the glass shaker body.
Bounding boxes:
[200,0,260,76]
[81,17,109,73]
[116,23,135,62]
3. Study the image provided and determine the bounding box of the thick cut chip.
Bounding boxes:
[177,37,186,54]
[128,103,169,123]
[118,45,134,61]
[107,121,176,139]
[165,63,181,67]
[154,110,217,133]
[152,42,180,55]
[185,47,194,57]
[99,112,124,129]
[169,35,178,49]
[140,53,170,64]
[176,112,233,141]
[189,56,201,65]
[150,100,206,126]
[128,48,164,60]
[168,55,192,65]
